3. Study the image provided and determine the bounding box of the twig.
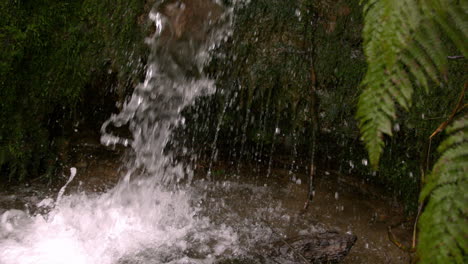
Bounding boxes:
[422,116,445,120]
[303,163,315,211]
[260,218,311,264]
[401,81,468,254]
[304,47,319,212]
[447,55,465,60]
[412,203,423,249]
[429,81,467,139]
[387,221,416,253]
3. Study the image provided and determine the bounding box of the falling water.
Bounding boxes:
[100,0,231,185]
[266,117,280,178]
[236,108,251,175]
[0,1,416,263]
[207,94,230,180]
[0,1,245,263]
[288,131,298,178]
[3,1,327,263]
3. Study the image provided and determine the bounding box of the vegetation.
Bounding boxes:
[193,0,367,170]
[357,0,467,262]
[0,0,152,181]
[193,0,459,211]
[418,117,467,263]
[0,0,466,261]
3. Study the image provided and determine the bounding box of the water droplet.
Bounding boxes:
[295,9,301,17]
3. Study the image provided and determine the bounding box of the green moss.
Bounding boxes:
[188,0,466,213]
[0,0,152,181]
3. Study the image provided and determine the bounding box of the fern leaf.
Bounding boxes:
[418,114,468,264]
[357,0,468,168]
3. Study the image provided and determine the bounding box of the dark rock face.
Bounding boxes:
[152,0,224,80]
[271,232,357,263]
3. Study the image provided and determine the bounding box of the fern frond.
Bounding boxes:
[418,114,468,264]
[357,0,468,167]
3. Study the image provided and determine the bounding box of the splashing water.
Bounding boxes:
[101,0,232,185]
[0,1,247,263]
[0,1,412,263]
[0,179,235,264]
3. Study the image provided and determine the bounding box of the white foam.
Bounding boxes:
[0,180,241,264]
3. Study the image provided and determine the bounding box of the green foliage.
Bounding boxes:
[0,0,150,181]
[357,0,467,167]
[418,116,467,263]
[195,0,366,163]
[357,0,467,262]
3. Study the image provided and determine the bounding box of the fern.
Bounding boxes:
[356,0,467,262]
[418,115,467,263]
[357,0,467,167]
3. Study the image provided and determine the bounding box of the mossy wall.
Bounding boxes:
[187,0,366,167]
[1,0,464,213]
[186,0,465,211]
[0,0,154,181]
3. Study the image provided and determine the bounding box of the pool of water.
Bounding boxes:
[0,142,412,263]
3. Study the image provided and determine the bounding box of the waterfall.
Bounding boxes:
[101,0,232,185]
[0,2,247,264]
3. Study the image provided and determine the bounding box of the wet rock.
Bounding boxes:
[75,160,88,169]
[271,231,357,263]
